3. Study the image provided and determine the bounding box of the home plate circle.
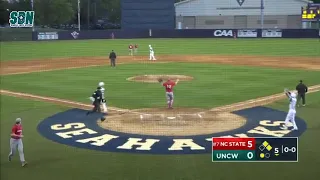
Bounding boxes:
[98,108,246,136]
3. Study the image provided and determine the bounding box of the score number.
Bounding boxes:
[301,6,320,20]
[247,151,254,160]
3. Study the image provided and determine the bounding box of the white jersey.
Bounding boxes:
[100,87,106,99]
[149,47,154,53]
[288,95,296,111]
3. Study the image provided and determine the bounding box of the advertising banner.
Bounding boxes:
[31,29,319,41]
[262,29,282,38]
[213,30,234,37]
[237,29,258,38]
[37,32,58,40]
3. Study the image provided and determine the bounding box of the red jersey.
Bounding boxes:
[129,45,133,49]
[163,81,176,92]
[11,124,22,139]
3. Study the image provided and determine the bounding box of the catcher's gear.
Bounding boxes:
[158,78,163,83]
[89,97,95,102]
[102,103,108,112]
[101,117,106,122]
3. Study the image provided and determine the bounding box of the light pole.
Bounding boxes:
[87,0,90,29]
[78,0,81,31]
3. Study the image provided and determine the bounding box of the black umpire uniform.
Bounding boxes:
[109,50,117,67]
[296,80,308,107]
[87,87,103,115]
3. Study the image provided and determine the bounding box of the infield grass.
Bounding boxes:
[1,39,319,61]
[1,63,319,109]
[1,92,319,180]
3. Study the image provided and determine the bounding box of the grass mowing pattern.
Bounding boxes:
[1,63,319,109]
[1,93,319,180]
[1,39,319,61]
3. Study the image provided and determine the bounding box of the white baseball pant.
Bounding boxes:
[8,138,25,163]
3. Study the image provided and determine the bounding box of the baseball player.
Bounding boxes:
[98,82,108,113]
[8,118,27,167]
[134,44,138,55]
[149,45,156,60]
[281,89,298,131]
[129,44,133,56]
[86,83,104,115]
[158,78,179,109]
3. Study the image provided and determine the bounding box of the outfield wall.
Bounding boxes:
[32,29,320,41]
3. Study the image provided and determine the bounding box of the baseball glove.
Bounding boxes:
[158,78,163,83]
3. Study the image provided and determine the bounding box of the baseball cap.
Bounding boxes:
[15,118,22,123]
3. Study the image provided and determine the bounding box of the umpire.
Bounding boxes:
[109,50,117,67]
[296,80,308,107]
[87,87,106,121]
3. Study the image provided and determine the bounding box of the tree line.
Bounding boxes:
[0,0,120,28]
[1,0,319,27]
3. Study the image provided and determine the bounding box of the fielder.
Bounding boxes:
[8,118,27,167]
[149,45,156,60]
[158,78,179,109]
[129,44,133,56]
[281,89,298,131]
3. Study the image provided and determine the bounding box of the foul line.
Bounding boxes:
[2,65,103,76]
[1,62,171,76]
[208,85,320,112]
[1,85,320,115]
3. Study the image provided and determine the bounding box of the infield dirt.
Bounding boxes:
[1,55,319,136]
[1,55,319,75]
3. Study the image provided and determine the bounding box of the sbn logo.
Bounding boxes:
[9,11,35,28]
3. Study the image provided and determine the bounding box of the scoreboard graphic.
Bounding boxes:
[301,3,320,21]
[212,137,298,162]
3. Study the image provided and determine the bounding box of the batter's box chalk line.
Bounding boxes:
[138,112,205,121]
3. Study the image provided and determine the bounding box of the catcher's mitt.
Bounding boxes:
[158,78,163,83]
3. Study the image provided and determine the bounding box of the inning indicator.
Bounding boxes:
[212,137,298,162]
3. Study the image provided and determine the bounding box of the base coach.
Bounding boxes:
[109,50,117,67]
[296,80,308,107]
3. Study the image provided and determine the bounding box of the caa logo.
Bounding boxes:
[213,30,233,37]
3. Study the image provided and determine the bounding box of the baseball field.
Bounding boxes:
[1,38,320,180]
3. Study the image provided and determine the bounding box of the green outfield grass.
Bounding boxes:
[1,36,319,180]
[1,63,319,109]
[1,92,319,180]
[1,39,319,61]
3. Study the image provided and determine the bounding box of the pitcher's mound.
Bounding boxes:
[98,108,246,136]
[127,75,193,83]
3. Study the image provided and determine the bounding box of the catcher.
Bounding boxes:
[86,82,107,121]
[158,78,179,109]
